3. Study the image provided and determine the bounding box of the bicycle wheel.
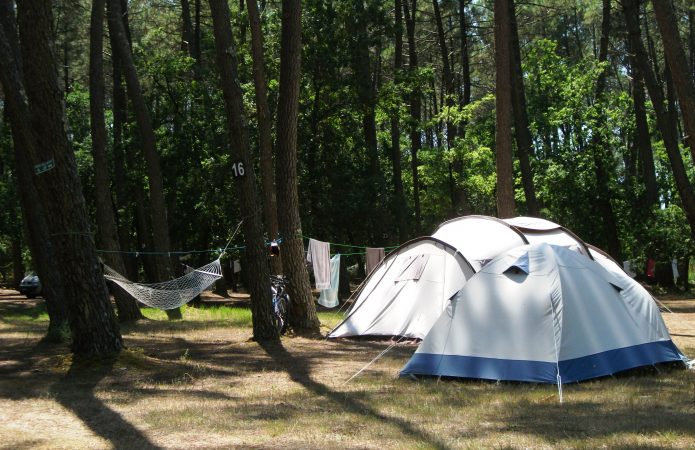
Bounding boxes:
[272,295,287,334]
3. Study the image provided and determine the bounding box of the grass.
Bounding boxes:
[0,289,694,449]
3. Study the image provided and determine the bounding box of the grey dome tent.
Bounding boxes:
[328,237,475,339]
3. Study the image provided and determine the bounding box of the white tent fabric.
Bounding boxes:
[432,216,528,271]
[401,243,685,383]
[328,238,475,339]
[503,216,591,256]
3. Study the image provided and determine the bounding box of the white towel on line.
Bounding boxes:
[307,238,331,290]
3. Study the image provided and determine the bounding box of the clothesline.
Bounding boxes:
[95,235,399,257]
[301,235,399,251]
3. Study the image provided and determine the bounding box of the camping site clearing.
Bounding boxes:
[0,289,694,449]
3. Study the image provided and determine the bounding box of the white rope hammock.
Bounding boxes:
[103,259,223,310]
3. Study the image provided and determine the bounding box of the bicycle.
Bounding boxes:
[270,275,290,334]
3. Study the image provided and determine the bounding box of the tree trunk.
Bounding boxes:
[588,0,621,260]
[433,0,455,147]
[624,0,695,241]
[274,0,320,335]
[11,236,23,290]
[494,0,515,218]
[106,0,181,319]
[391,0,409,242]
[508,0,539,216]
[433,0,468,215]
[90,0,142,322]
[404,0,422,234]
[181,0,194,56]
[209,0,277,340]
[690,6,695,82]
[652,0,695,163]
[459,0,471,112]
[350,0,385,244]
[108,18,137,281]
[0,7,69,341]
[0,0,123,357]
[246,0,282,275]
[194,0,202,64]
[626,31,659,208]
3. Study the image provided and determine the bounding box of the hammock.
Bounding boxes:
[103,259,223,310]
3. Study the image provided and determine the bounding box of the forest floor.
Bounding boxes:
[0,288,694,449]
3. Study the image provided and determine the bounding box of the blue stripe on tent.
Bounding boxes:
[558,340,683,383]
[400,340,684,383]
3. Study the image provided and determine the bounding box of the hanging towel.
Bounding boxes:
[366,247,385,275]
[622,260,636,278]
[307,238,331,289]
[672,259,680,282]
[318,254,341,308]
[646,259,656,279]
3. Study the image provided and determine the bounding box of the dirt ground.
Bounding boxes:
[0,288,694,449]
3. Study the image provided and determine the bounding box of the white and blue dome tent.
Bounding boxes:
[401,243,686,388]
[328,237,475,340]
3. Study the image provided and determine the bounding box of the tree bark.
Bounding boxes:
[0,5,69,341]
[625,30,659,207]
[181,0,194,56]
[690,5,695,82]
[106,0,182,319]
[90,0,142,322]
[404,0,422,234]
[433,0,468,215]
[1,0,123,357]
[11,234,23,290]
[391,0,409,242]
[624,0,695,241]
[108,9,137,281]
[459,0,471,111]
[588,0,621,260]
[209,0,278,340]
[508,0,539,216]
[274,0,320,335]
[246,0,282,275]
[350,0,385,243]
[494,0,515,218]
[652,0,695,163]
[433,0,455,147]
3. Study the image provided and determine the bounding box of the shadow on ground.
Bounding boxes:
[258,339,453,450]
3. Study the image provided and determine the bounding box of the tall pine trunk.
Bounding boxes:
[589,0,621,260]
[623,0,695,241]
[275,0,320,335]
[106,0,182,319]
[208,0,277,340]
[508,0,539,216]
[626,32,659,208]
[494,0,515,218]
[90,0,142,322]
[350,0,385,243]
[433,0,468,215]
[652,0,695,164]
[0,3,69,341]
[0,0,123,357]
[246,0,282,275]
[404,0,422,233]
[391,0,409,242]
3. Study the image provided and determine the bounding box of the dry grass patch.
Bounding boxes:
[0,289,694,449]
